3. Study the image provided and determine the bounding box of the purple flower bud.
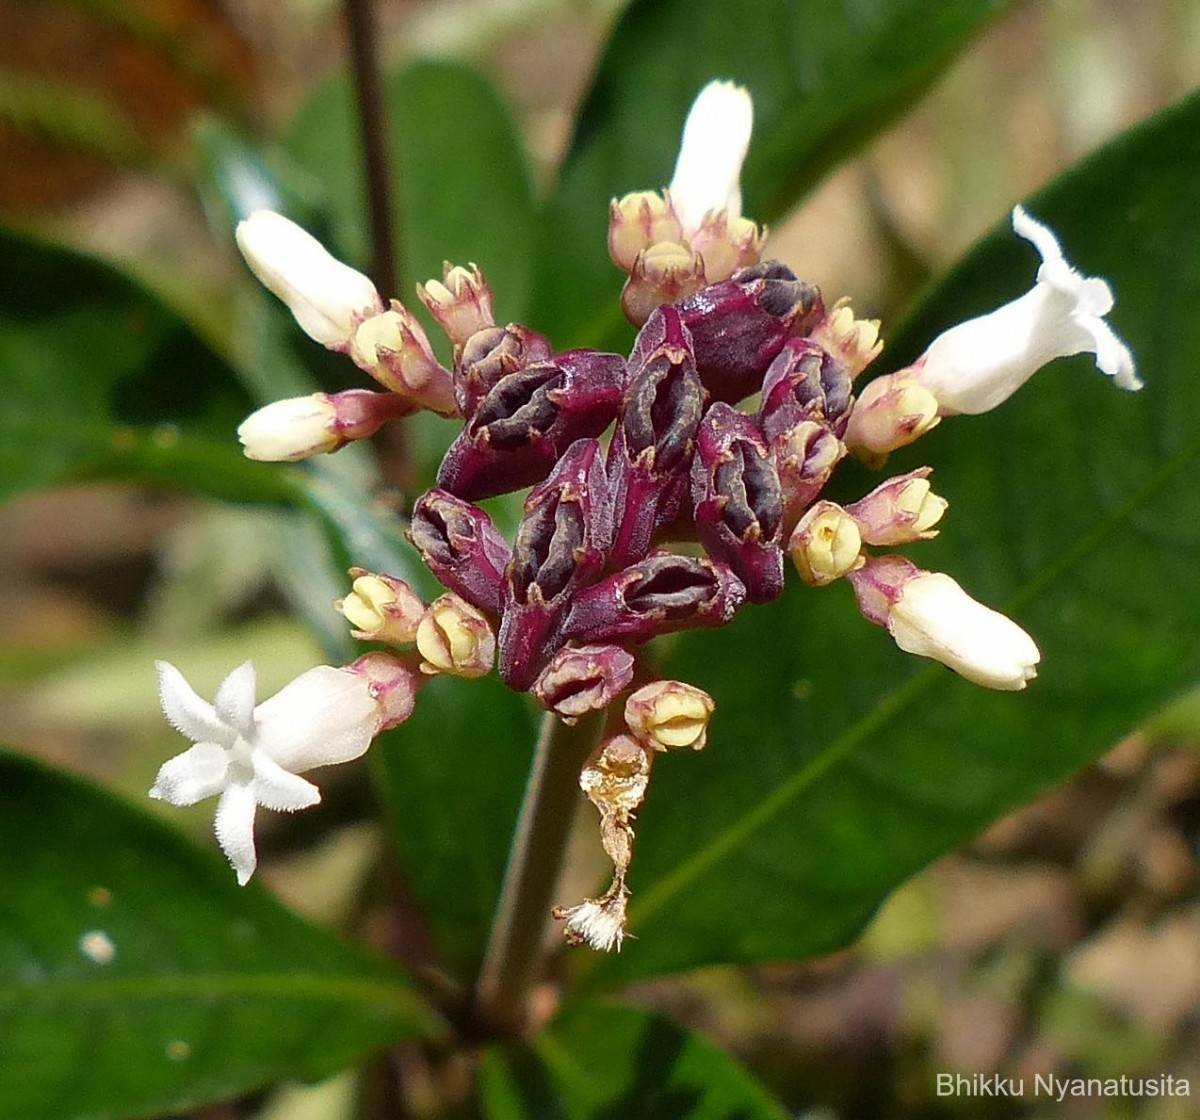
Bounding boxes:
[454,323,552,419]
[759,337,854,442]
[563,552,745,647]
[691,403,784,603]
[499,439,612,690]
[407,489,511,616]
[531,643,636,720]
[608,307,707,568]
[438,349,625,500]
[675,260,824,404]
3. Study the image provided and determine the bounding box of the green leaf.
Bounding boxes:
[0,749,441,1120]
[531,0,1014,348]
[284,58,536,325]
[478,1000,788,1120]
[372,675,538,979]
[0,226,297,505]
[576,90,1200,986]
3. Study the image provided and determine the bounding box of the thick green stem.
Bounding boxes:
[473,709,604,1033]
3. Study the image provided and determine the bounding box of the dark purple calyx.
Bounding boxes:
[607,307,706,568]
[438,349,625,500]
[563,551,745,646]
[407,489,511,617]
[675,260,824,405]
[531,643,636,719]
[759,337,853,441]
[455,323,552,419]
[499,439,611,690]
[691,403,784,603]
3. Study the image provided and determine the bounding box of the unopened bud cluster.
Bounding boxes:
[213,81,1139,930]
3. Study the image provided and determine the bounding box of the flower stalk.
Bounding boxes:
[473,709,606,1032]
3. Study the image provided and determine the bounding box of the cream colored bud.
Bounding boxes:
[237,395,338,461]
[789,501,864,586]
[896,478,948,535]
[415,594,495,677]
[349,306,456,415]
[620,242,706,326]
[337,570,425,644]
[608,191,683,272]
[843,372,940,464]
[811,298,884,379]
[624,680,715,752]
[235,211,381,347]
[846,468,948,546]
[773,420,847,531]
[417,262,494,346]
[689,211,764,283]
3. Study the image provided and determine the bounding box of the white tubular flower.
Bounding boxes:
[911,206,1141,415]
[236,211,383,348]
[668,80,753,235]
[151,660,382,884]
[887,572,1040,690]
[237,395,338,461]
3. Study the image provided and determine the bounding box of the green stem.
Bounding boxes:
[473,710,604,1032]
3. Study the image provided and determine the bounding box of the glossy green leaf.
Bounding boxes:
[532,0,1013,348]
[284,58,536,326]
[478,1000,788,1120]
[372,675,538,979]
[576,90,1200,986]
[0,749,441,1120]
[0,226,297,506]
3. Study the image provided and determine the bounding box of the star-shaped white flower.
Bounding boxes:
[912,206,1141,415]
[150,660,381,884]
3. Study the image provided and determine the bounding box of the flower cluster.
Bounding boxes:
[152,82,1138,945]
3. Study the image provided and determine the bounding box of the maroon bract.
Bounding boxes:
[531,644,636,720]
[499,439,613,690]
[607,307,706,568]
[759,336,854,441]
[676,260,824,405]
[438,349,625,500]
[563,552,746,646]
[453,323,553,420]
[691,402,785,603]
[407,489,511,617]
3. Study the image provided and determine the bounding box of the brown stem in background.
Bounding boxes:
[344,0,398,297]
[473,709,605,1033]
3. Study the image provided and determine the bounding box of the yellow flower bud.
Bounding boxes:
[624,680,715,752]
[336,569,425,644]
[608,191,683,273]
[810,298,884,379]
[415,594,495,678]
[789,501,863,586]
[843,372,940,464]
